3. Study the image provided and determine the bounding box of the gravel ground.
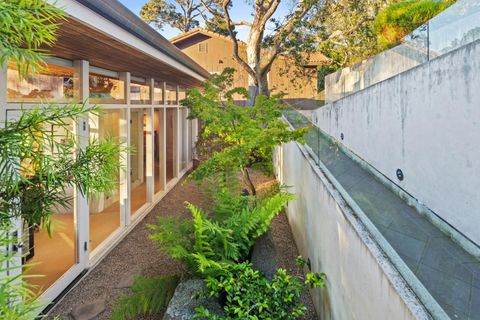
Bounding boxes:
[47,171,317,319]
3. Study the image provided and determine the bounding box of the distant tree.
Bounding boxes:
[204,15,232,36]
[315,0,392,70]
[141,0,225,33]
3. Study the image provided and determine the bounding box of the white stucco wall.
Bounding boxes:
[274,142,426,320]
[314,40,480,245]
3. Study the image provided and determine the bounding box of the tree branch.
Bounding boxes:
[221,0,256,79]
[232,21,253,27]
[260,0,313,76]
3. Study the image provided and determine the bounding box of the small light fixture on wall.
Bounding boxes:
[340,133,344,140]
[396,169,404,181]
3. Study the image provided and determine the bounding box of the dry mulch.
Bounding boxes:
[47,171,317,319]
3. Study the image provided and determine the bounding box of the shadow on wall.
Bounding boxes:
[234,98,325,109]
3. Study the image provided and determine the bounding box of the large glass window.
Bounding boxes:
[7,61,74,103]
[89,73,125,104]
[130,109,148,214]
[166,85,177,105]
[89,110,122,251]
[131,80,150,104]
[179,108,188,171]
[166,108,177,182]
[154,109,165,194]
[19,117,77,293]
[154,83,164,105]
[178,87,186,103]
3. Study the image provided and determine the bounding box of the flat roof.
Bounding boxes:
[48,0,209,86]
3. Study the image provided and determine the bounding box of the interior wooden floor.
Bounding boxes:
[25,183,149,293]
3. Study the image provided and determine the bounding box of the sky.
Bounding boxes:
[119,0,294,41]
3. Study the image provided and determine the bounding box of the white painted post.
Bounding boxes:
[145,78,154,201]
[160,82,167,187]
[120,72,131,222]
[145,107,154,202]
[176,85,181,176]
[73,60,90,266]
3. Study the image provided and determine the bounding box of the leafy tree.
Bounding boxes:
[182,68,307,195]
[315,0,393,70]
[141,0,225,33]
[202,0,319,98]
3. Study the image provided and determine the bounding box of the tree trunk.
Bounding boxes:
[246,26,269,104]
[241,167,256,196]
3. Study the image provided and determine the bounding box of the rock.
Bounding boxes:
[69,297,106,320]
[115,266,142,288]
[163,279,223,320]
[251,230,278,280]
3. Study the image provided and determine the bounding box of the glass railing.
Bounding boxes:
[325,0,480,103]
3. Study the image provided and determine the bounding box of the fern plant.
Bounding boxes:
[111,275,179,320]
[149,191,294,277]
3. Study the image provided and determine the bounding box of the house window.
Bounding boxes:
[7,60,75,103]
[199,42,208,53]
[130,79,150,104]
[89,73,125,104]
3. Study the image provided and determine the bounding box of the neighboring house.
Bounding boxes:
[0,0,208,305]
[170,28,329,107]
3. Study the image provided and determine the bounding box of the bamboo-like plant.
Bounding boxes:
[0,1,124,318]
[0,0,66,77]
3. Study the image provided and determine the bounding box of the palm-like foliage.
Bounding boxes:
[0,104,125,232]
[0,0,65,77]
[0,229,43,320]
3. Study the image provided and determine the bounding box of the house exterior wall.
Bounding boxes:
[1,0,204,306]
[314,39,480,246]
[274,142,425,320]
[177,34,321,101]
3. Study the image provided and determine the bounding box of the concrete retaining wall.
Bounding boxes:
[314,40,480,245]
[274,142,426,320]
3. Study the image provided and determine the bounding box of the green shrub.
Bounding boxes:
[374,0,456,48]
[149,191,295,277]
[195,262,325,320]
[111,275,179,320]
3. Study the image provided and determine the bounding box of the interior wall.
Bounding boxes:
[314,39,480,245]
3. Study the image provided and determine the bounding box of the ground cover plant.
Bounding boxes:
[111,275,179,320]
[195,261,325,320]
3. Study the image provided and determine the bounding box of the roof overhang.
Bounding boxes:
[47,0,210,86]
